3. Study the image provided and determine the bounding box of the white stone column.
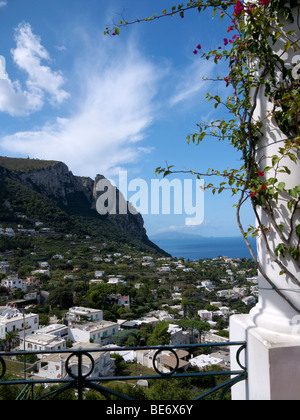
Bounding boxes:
[230,4,300,400]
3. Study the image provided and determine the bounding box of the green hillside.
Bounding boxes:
[0,156,59,172]
[0,164,168,256]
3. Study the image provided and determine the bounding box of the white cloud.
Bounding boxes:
[12,23,69,105]
[0,76,43,116]
[0,22,69,116]
[169,60,215,107]
[1,25,221,179]
[0,1,7,8]
[1,40,161,177]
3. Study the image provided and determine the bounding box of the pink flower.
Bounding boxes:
[246,4,256,13]
[260,0,270,5]
[197,44,201,50]
[234,1,244,16]
[227,26,234,33]
[224,38,228,46]
[224,77,231,84]
[261,185,267,190]
[193,50,198,55]
[258,171,264,177]
[250,192,256,198]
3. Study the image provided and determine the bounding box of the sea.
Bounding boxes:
[151,235,257,261]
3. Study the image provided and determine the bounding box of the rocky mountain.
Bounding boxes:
[0,156,167,255]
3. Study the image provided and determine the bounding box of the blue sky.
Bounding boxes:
[0,0,255,237]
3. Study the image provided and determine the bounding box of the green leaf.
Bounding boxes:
[287,200,295,212]
[288,152,297,163]
[289,246,299,259]
[272,155,280,167]
[284,40,291,52]
[296,225,300,239]
[275,243,286,258]
[289,187,298,199]
[277,182,286,192]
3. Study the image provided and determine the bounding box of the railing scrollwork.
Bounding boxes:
[0,341,247,400]
[0,355,6,380]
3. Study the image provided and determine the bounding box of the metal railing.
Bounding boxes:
[0,341,247,400]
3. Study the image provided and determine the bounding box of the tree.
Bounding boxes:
[4,330,20,351]
[46,286,73,310]
[148,321,171,346]
[105,1,300,313]
[0,374,20,400]
[147,378,195,400]
[178,319,210,343]
[110,353,126,375]
[112,329,138,346]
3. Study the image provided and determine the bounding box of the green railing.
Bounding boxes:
[0,341,247,401]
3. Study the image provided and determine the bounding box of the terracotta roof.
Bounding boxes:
[158,350,190,370]
[159,354,189,370]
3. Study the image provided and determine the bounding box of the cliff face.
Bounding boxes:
[16,162,89,204]
[6,160,147,241]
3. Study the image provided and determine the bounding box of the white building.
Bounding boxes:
[31,269,50,277]
[168,324,191,346]
[133,317,160,328]
[1,275,26,291]
[201,280,215,291]
[242,296,257,306]
[106,294,130,308]
[67,307,103,323]
[198,310,213,321]
[217,290,240,300]
[189,354,223,370]
[95,271,104,278]
[246,276,258,284]
[0,261,10,274]
[107,345,136,363]
[0,308,39,339]
[20,333,66,355]
[69,320,119,346]
[52,254,64,260]
[141,255,152,261]
[136,349,189,374]
[39,262,49,268]
[107,277,127,285]
[35,342,114,380]
[36,324,70,340]
[89,279,104,286]
[157,266,172,273]
[217,290,231,299]
[117,296,130,309]
[171,292,182,301]
[24,292,38,301]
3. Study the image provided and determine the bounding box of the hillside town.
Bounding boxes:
[0,228,258,386]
